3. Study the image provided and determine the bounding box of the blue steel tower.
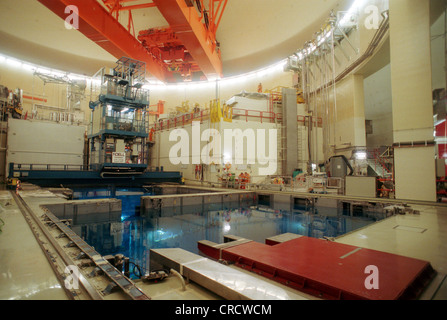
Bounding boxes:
[88,57,150,176]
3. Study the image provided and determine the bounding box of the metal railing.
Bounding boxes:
[149,108,323,131]
[104,116,147,134]
[100,84,149,104]
[13,163,89,171]
[10,163,166,173]
[365,147,395,198]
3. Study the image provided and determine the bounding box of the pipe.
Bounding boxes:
[170,268,186,291]
[311,11,390,96]
[330,30,338,151]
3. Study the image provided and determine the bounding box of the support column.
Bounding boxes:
[335,74,367,151]
[390,0,436,202]
[282,88,298,175]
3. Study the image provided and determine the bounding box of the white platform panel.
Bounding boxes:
[6,119,85,176]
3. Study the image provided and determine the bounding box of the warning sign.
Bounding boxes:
[112,152,126,164]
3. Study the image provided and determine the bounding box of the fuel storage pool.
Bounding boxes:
[68,187,389,279]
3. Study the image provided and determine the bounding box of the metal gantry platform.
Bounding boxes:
[8,163,182,188]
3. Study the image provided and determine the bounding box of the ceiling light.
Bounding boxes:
[339,0,367,27]
[22,63,36,72]
[355,151,367,160]
[6,58,22,68]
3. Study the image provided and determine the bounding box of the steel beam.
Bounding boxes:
[117,3,157,11]
[38,0,174,82]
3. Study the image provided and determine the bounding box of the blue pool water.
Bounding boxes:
[71,188,385,277]
[72,187,149,221]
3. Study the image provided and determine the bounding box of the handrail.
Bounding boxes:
[103,116,147,133]
[149,108,323,131]
[13,163,89,171]
[10,163,167,174]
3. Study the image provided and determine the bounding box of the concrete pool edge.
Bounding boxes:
[6,182,447,300]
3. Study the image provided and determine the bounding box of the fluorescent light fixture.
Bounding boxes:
[223,152,232,162]
[68,73,87,81]
[36,67,52,75]
[22,63,36,72]
[339,0,367,27]
[355,151,367,160]
[207,74,220,82]
[0,51,286,93]
[90,78,101,86]
[220,58,286,85]
[6,58,22,68]
[50,70,66,78]
[176,83,188,91]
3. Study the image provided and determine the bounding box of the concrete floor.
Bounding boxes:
[1,188,446,300]
[335,203,447,300]
[0,190,67,300]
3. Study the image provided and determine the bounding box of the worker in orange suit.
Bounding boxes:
[238,173,244,189]
[16,179,21,195]
[245,172,250,185]
[244,172,250,189]
[149,128,155,142]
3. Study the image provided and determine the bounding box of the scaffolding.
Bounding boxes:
[285,8,390,171]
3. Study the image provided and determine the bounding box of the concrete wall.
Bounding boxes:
[43,199,122,225]
[153,119,280,184]
[364,64,393,148]
[6,118,85,177]
[431,10,446,92]
[141,192,257,217]
[389,0,436,202]
[335,74,367,149]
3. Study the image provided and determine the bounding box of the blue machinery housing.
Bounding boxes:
[8,163,182,188]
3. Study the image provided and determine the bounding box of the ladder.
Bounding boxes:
[297,125,305,171]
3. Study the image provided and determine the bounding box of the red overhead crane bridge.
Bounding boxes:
[38,0,227,83]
